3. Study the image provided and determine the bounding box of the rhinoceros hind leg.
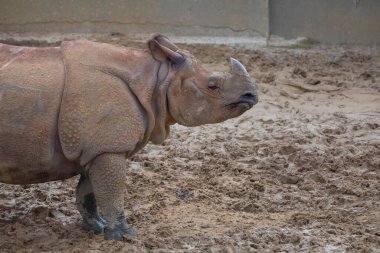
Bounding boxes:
[89,153,137,240]
[76,174,106,234]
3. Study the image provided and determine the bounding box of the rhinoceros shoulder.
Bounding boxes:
[59,40,150,165]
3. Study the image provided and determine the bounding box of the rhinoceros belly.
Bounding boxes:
[0,44,82,184]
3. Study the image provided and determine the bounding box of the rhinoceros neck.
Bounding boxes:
[148,61,175,144]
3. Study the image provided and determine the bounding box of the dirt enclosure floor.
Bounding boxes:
[0,34,379,252]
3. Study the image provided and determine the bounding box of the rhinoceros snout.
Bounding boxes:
[239,88,258,107]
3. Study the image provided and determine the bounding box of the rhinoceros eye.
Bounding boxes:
[208,80,219,91]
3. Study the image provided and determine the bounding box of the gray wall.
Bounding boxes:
[269,0,380,44]
[0,0,379,44]
[0,0,268,37]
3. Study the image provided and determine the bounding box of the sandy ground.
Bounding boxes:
[0,34,379,252]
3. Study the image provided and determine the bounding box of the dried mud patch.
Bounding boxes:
[1,36,380,252]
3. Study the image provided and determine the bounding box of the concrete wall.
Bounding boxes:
[269,0,380,44]
[0,0,268,37]
[0,0,379,44]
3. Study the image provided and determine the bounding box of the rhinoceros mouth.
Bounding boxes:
[226,100,254,110]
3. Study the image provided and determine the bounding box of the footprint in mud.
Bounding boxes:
[278,145,299,156]
[321,124,347,135]
[292,67,307,78]
[278,175,299,185]
[352,122,379,131]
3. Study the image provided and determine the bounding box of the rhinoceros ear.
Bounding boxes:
[148,35,185,64]
[151,33,179,51]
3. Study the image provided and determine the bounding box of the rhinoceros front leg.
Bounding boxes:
[76,173,106,234]
[88,153,136,240]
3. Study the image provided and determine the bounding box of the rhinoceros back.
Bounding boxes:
[0,44,81,184]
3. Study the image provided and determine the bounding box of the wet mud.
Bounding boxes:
[1,35,379,252]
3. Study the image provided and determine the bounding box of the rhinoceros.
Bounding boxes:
[0,34,258,240]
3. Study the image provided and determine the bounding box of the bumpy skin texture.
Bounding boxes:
[88,153,136,240]
[59,40,159,166]
[75,173,106,234]
[0,44,81,184]
[0,34,258,240]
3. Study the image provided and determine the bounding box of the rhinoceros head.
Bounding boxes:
[148,34,258,127]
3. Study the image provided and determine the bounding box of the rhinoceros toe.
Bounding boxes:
[104,224,137,241]
[82,216,106,234]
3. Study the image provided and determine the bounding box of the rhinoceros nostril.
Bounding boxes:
[241,92,254,99]
[239,91,258,106]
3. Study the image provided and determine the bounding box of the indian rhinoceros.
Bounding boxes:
[0,34,258,240]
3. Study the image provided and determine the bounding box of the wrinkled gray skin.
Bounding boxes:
[0,34,258,240]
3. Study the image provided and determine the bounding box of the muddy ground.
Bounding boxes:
[0,34,379,252]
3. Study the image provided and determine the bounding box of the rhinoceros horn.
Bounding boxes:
[230,57,248,76]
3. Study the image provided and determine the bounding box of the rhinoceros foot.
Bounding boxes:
[104,222,137,241]
[82,215,106,234]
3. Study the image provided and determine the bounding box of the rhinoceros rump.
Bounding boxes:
[0,34,258,240]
